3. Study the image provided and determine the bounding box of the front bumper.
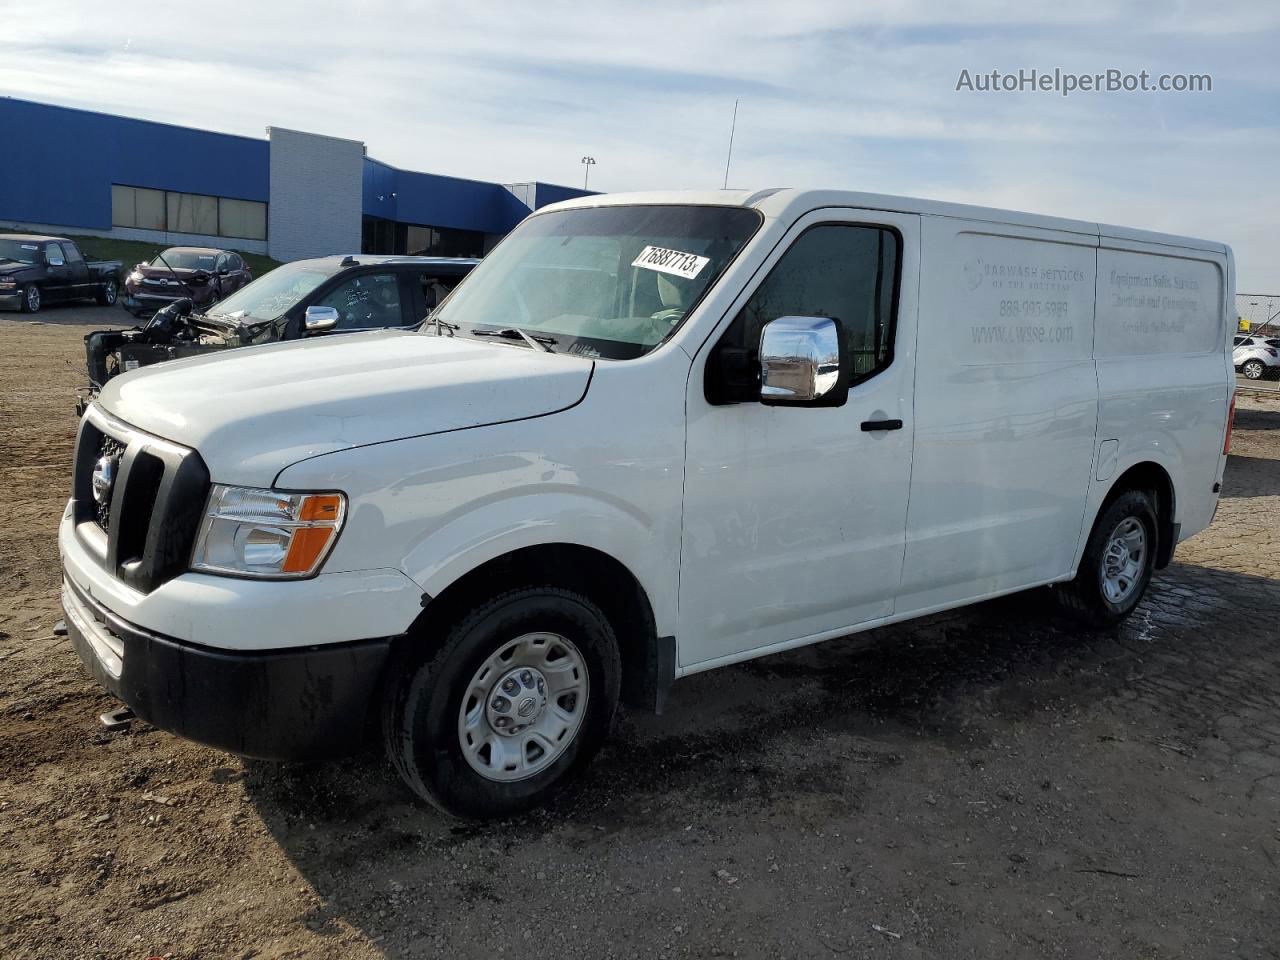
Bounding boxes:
[123,292,180,313]
[124,286,212,308]
[0,290,23,310]
[58,499,426,760]
[62,576,393,760]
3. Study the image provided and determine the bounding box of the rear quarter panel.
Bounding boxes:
[1080,237,1231,560]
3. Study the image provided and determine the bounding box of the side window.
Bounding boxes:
[61,243,84,264]
[313,273,404,330]
[229,254,243,271]
[420,272,460,312]
[45,242,65,265]
[215,254,228,272]
[724,224,900,383]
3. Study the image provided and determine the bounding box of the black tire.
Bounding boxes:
[1054,490,1158,626]
[383,586,621,818]
[1241,359,1265,380]
[20,283,40,313]
[95,277,119,306]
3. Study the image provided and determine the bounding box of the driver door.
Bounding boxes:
[679,209,920,668]
[43,242,70,302]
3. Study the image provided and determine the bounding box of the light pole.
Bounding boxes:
[581,156,597,190]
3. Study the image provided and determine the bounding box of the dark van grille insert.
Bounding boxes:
[72,411,210,595]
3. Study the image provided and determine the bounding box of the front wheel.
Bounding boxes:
[20,283,40,313]
[1241,359,1265,380]
[383,587,621,818]
[1054,490,1158,626]
[95,277,119,306]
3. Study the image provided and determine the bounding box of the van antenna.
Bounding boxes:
[722,98,739,190]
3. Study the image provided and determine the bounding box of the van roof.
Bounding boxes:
[540,188,1226,254]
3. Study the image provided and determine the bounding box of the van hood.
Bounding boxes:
[97,330,594,486]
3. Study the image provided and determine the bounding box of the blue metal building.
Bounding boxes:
[0,97,593,262]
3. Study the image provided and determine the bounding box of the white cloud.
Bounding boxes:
[3,0,1278,287]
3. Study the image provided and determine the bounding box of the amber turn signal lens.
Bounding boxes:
[299,493,344,522]
[282,526,339,574]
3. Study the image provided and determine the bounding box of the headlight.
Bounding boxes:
[128,270,143,283]
[190,484,346,579]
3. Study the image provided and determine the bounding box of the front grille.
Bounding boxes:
[95,435,126,531]
[72,410,210,594]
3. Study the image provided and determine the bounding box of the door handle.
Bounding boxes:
[860,419,903,432]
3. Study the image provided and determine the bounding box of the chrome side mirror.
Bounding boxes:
[304,305,340,332]
[759,315,847,407]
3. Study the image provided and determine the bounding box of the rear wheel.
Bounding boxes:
[95,277,118,306]
[1241,359,1265,380]
[383,586,620,818]
[1054,490,1158,626]
[20,283,40,313]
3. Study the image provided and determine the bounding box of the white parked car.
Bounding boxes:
[1233,334,1280,380]
[60,189,1236,817]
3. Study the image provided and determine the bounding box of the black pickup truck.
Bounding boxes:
[0,234,122,313]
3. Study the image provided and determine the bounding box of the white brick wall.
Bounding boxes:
[267,127,363,262]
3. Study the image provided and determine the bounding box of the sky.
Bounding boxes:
[4,0,1279,290]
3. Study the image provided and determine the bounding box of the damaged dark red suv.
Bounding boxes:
[122,246,252,317]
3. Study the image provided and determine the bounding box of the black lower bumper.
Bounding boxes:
[63,577,393,761]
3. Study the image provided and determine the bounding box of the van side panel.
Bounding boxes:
[897,217,1100,613]
[1075,239,1229,562]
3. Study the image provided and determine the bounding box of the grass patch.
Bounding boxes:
[60,234,282,281]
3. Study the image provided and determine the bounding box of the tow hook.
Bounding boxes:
[99,706,136,731]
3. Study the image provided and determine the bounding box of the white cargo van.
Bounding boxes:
[60,189,1236,817]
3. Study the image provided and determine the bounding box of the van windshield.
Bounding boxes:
[426,205,762,359]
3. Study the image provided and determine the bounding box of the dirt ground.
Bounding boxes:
[2,305,1278,960]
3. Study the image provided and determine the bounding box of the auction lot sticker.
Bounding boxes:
[632,245,709,280]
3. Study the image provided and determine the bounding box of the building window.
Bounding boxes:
[112,185,166,230]
[362,216,396,255]
[218,198,267,241]
[167,192,218,235]
[405,223,484,258]
[111,185,267,241]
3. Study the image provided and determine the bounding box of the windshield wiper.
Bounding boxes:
[472,327,557,353]
[425,314,459,336]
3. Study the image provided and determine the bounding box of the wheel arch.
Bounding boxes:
[1097,460,1177,569]
[404,543,672,713]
